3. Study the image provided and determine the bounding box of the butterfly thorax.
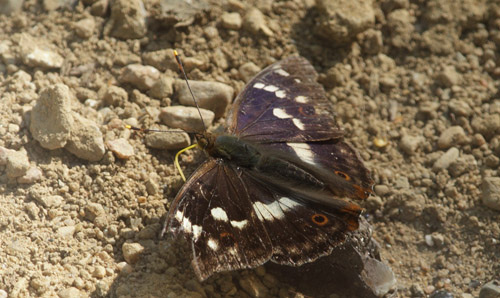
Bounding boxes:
[196,133,261,168]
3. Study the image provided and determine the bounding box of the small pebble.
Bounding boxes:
[65,114,106,162]
[436,66,461,87]
[119,64,160,91]
[58,287,82,298]
[22,46,64,69]
[243,8,273,36]
[145,131,191,150]
[122,242,144,264]
[5,150,30,178]
[437,126,467,149]
[221,12,242,30]
[106,138,134,159]
[482,177,500,211]
[239,62,261,82]
[149,75,174,100]
[18,167,43,184]
[400,135,423,155]
[479,280,500,298]
[116,262,133,275]
[85,202,105,221]
[433,147,459,172]
[101,85,128,107]
[93,266,106,279]
[74,18,95,38]
[109,0,147,39]
[57,226,76,238]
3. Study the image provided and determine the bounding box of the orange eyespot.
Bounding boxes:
[311,214,329,226]
[335,170,351,181]
[298,106,315,117]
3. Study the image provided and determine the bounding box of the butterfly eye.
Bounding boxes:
[334,170,351,181]
[298,106,315,117]
[311,214,329,226]
[219,232,237,247]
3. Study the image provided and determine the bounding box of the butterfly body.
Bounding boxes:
[163,56,374,281]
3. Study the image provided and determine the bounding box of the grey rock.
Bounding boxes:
[30,84,74,150]
[221,12,242,30]
[108,0,147,39]
[400,135,423,155]
[119,64,161,91]
[479,280,500,298]
[239,62,261,82]
[374,185,390,196]
[65,114,105,162]
[74,18,95,39]
[243,8,273,36]
[0,0,24,15]
[433,147,459,171]
[436,66,461,88]
[145,131,191,150]
[149,75,174,99]
[315,0,375,46]
[160,106,214,132]
[122,242,144,264]
[106,138,134,159]
[5,150,30,178]
[175,80,234,118]
[101,85,128,107]
[437,126,467,149]
[17,166,43,184]
[482,178,500,212]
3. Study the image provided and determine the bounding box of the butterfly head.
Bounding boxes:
[194,131,216,152]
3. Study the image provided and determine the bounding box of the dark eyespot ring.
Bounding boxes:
[311,214,329,226]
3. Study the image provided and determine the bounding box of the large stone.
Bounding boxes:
[65,114,106,162]
[315,0,375,46]
[30,84,74,150]
[482,178,500,212]
[160,106,214,132]
[108,0,147,39]
[175,80,233,118]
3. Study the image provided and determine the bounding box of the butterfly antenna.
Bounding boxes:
[173,50,206,132]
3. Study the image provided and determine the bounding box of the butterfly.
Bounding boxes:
[160,56,374,281]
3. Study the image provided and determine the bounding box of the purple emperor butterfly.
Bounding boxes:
[161,56,374,281]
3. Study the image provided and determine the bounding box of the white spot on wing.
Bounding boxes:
[295,78,301,83]
[175,210,183,222]
[252,201,285,221]
[275,90,286,98]
[211,207,229,222]
[182,217,192,233]
[192,225,202,241]
[264,85,279,92]
[275,68,290,77]
[295,95,308,103]
[273,108,292,119]
[230,219,248,229]
[278,197,301,210]
[254,82,265,89]
[292,118,305,130]
[207,238,219,251]
[287,142,316,165]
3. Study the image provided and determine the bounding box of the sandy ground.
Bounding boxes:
[0,0,499,297]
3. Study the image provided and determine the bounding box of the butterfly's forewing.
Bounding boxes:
[163,159,272,281]
[227,56,344,143]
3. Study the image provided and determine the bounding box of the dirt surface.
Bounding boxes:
[0,0,499,297]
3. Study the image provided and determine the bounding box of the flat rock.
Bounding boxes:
[315,0,375,46]
[34,195,64,208]
[5,150,30,178]
[106,138,134,159]
[57,226,76,238]
[30,84,74,150]
[433,147,460,172]
[145,131,191,150]
[119,64,161,91]
[0,146,14,165]
[436,66,461,87]
[65,113,106,162]
[108,0,147,39]
[20,34,63,69]
[437,126,468,149]
[160,106,214,132]
[175,80,233,118]
[482,178,500,212]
